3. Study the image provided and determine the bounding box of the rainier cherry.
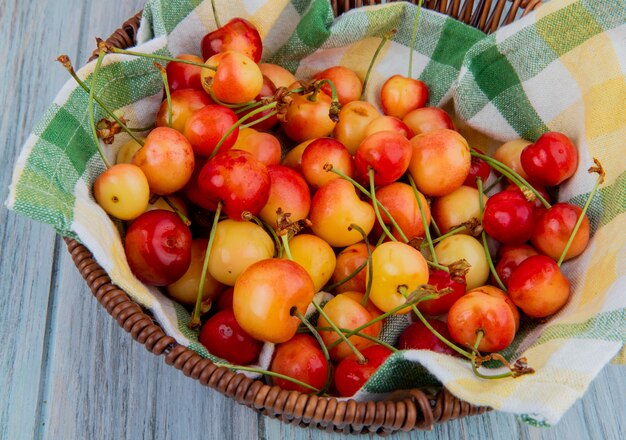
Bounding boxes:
[285,234,336,292]
[156,89,213,133]
[282,91,337,142]
[270,334,329,394]
[301,138,354,189]
[417,269,466,316]
[258,164,311,225]
[183,104,239,157]
[331,243,374,294]
[201,51,263,104]
[531,203,590,261]
[402,107,454,136]
[93,163,149,220]
[374,182,430,241]
[380,74,428,119]
[313,65,362,105]
[355,131,412,186]
[166,54,205,92]
[333,101,380,154]
[521,132,578,187]
[201,17,263,63]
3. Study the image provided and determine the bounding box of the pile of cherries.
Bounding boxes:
[70,7,603,397]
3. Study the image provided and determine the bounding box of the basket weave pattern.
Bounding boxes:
[76,0,542,434]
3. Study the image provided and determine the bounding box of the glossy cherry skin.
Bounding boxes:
[270,334,329,394]
[463,148,491,188]
[531,203,589,261]
[334,345,393,397]
[198,310,263,365]
[398,319,457,356]
[183,104,239,157]
[313,65,363,105]
[197,150,270,220]
[504,182,551,211]
[331,243,373,294]
[182,157,219,211]
[417,269,466,316]
[201,18,262,63]
[402,107,454,136]
[482,190,535,245]
[508,255,571,318]
[468,285,520,332]
[355,131,412,186]
[124,210,192,286]
[333,101,380,154]
[231,127,281,166]
[282,92,336,142]
[156,89,213,133]
[380,75,428,119]
[301,137,354,189]
[520,132,578,186]
[201,51,264,104]
[166,54,205,92]
[494,244,539,288]
[374,182,430,241]
[259,164,311,225]
[259,63,296,88]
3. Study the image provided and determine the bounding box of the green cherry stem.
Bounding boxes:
[315,326,398,353]
[470,331,513,380]
[214,363,320,393]
[484,175,505,194]
[209,0,222,28]
[190,202,222,328]
[154,63,173,128]
[477,178,507,291]
[557,159,605,266]
[242,211,283,258]
[206,84,258,109]
[295,311,332,395]
[369,168,397,243]
[421,225,466,249]
[108,46,217,71]
[240,110,277,130]
[407,0,424,78]
[430,214,442,237]
[348,223,374,307]
[408,174,443,271]
[88,50,111,168]
[162,197,191,226]
[324,260,367,292]
[361,29,396,100]
[281,234,293,261]
[312,300,366,364]
[471,150,551,209]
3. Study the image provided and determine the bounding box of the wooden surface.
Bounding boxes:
[0,0,624,439]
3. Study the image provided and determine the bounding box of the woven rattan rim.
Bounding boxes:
[74,0,542,434]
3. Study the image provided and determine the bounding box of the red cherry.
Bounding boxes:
[520,132,578,186]
[463,148,491,188]
[417,269,466,316]
[201,18,262,63]
[198,310,263,365]
[398,319,457,356]
[504,182,551,210]
[334,345,393,397]
[183,104,239,157]
[166,54,205,92]
[237,75,279,131]
[355,131,412,186]
[215,287,234,311]
[269,334,329,394]
[482,191,535,245]
[494,244,539,288]
[531,203,590,261]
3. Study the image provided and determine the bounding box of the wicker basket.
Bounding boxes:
[73,0,544,434]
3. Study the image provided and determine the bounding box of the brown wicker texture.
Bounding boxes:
[76,0,542,434]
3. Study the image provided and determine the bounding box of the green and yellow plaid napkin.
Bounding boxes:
[7,0,625,426]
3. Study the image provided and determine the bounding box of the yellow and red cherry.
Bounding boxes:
[301,137,354,189]
[402,107,454,136]
[408,129,471,197]
[494,244,539,288]
[493,139,532,181]
[199,310,263,365]
[482,190,535,245]
[93,163,149,220]
[237,75,279,131]
[398,318,457,356]
[201,51,263,104]
[309,179,375,247]
[355,131,412,186]
[521,132,578,187]
[312,65,362,105]
[282,139,314,174]
[380,74,428,119]
[269,334,329,394]
[431,185,487,235]
[417,269,466,316]
[367,242,429,314]
[132,127,195,195]
[374,182,430,241]
[124,210,192,286]
[198,149,270,220]
[468,285,520,332]
[531,203,589,261]
[281,91,336,142]
[233,259,315,343]
[463,148,491,188]
[447,290,517,352]
[259,63,296,89]
[334,345,393,397]
[333,100,380,154]
[317,293,380,361]
[183,104,239,157]
[332,243,374,294]
[284,234,336,291]
[363,115,413,139]
[434,235,489,290]
[208,219,274,286]
[259,164,311,225]
[232,127,281,166]
[341,291,384,329]
[201,17,263,63]
[166,54,205,92]
[156,89,213,133]
[508,255,571,318]
[166,238,223,306]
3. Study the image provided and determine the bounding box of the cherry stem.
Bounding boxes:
[369,169,397,243]
[470,330,513,380]
[421,224,466,249]
[484,175,505,194]
[471,150,551,209]
[408,0,424,79]
[88,50,112,168]
[348,223,374,307]
[315,326,398,353]
[109,47,217,71]
[214,363,320,393]
[154,63,173,128]
[234,100,266,114]
[242,211,283,258]
[207,85,258,109]
[312,300,366,364]
[476,178,507,291]
[162,197,191,226]
[557,159,604,266]
[281,234,293,261]
[430,214,442,237]
[425,260,450,271]
[58,55,146,147]
[209,101,278,159]
[408,174,442,269]
[209,0,221,28]
[190,201,222,328]
[240,110,277,130]
[324,260,367,292]
[328,167,408,243]
[361,29,396,100]
[295,311,332,395]
[399,286,473,359]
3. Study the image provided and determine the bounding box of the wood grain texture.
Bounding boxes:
[0,0,624,439]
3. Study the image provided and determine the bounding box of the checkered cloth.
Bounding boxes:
[6,0,625,426]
